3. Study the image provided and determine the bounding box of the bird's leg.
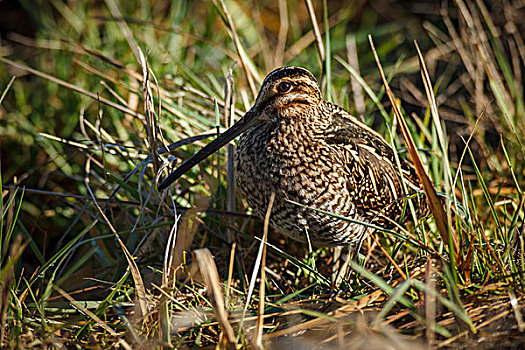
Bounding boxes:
[332,245,354,288]
[332,246,342,284]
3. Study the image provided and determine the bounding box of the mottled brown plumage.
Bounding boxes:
[159,67,427,247]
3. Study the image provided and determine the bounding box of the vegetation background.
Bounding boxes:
[0,0,524,348]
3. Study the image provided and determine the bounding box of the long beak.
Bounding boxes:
[158,111,259,190]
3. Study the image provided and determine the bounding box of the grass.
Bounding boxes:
[0,0,524,348]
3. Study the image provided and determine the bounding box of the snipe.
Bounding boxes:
[158,67,427,247]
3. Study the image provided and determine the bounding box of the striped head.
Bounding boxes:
[251,66,322,121]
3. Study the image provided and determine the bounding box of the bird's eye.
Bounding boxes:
[277,81,292,93]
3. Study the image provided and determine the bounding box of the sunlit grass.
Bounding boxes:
[0,0,523,348]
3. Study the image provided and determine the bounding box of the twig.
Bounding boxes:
[216,0,258,95]
[304,0,325,61]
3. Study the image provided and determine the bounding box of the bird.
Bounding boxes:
[158,66,428,248]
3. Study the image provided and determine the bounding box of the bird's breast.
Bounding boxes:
[233,121,361,246]
[234,122,331,203]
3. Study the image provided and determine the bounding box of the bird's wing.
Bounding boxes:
[323,105,422,221]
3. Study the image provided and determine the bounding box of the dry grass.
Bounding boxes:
[0,0,524,348]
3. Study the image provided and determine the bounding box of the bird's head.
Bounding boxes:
[250,66,322,121]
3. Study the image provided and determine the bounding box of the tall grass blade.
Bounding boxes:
[192,248,236,346]
[369,36,456,261]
